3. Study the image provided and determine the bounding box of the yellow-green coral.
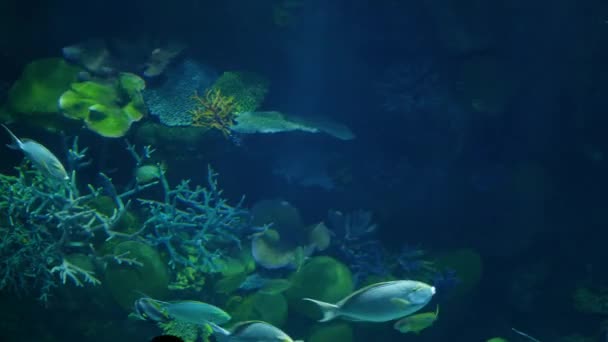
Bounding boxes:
[59,72,147,137]
[7,58,81,114]
[190,88,237,137]
[168,266,206,292]
[2,58,82,132]
[211,71,269,114]
[157,320,211,342]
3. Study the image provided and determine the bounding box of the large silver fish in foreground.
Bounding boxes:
[209,320,303,342]
[303,280,435,323]
[2,124,69,181]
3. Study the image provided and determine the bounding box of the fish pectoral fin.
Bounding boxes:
[390,298,411,308]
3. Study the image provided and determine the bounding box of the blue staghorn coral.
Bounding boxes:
[138,165,250,274]
[326,209,388,285]
[0,135,247,301]
[0,138,148,302]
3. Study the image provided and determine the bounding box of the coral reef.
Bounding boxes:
[248,199,330,269]
[104,241,170,310]
[0,139,148,301]
[157,320,211,342]
[6,58,81,115]
[211,71,269,114]
[0,136,247,303]
[190,88,237,137]
[326,209,387,285]
[231,111,320,135]
[2,58,82,132]
[285,256,354,319]
[143,59,218,126]
[230,111,356,140]
[138,165,249,274]
[59,73,147,137]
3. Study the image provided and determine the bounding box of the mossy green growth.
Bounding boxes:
[225,292,288,327]
[169,266,206,292]
[285,256,354,319]
[308,322,353,342]
[86,196,140,234]
[434,248,483,299]
[573,287,608,315]
[103,241,169,311]
[7,58,81,114]
[59,72,147,137]
[211,71,269,113]
[213,248,256,294]
[157,320,211,342]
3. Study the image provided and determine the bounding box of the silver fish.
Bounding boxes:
[163,300,231,325]
[303,280,435,323]
[209,320,303,342]
[133,297,170,322]
[2,124,69,181]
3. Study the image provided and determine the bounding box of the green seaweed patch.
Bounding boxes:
[103,241,169,310]
[225,292,288,327]
[285,256,354,319]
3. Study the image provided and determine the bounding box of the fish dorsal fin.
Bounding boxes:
[168,300,201,305]
[231,320,261,333]
[1,124,22,149]
[338,281,401,305]
[229,320,273,336]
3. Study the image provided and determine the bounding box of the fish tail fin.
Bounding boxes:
[1,124,21,150]
[302,298,339,322]
[207,321,230,338]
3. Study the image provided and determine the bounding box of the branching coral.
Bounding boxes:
[0,139,150,302]
[190,88,237,137]
[138,165,249,274]
[1,133,251,300]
